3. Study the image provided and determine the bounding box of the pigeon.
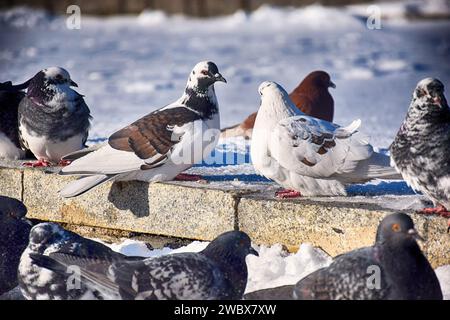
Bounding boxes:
[18,67,91,167]
[221,70,335,139]
[251,81,401,198]
[293,213,443,300]
[244,285,295,300]
[390,78,450,223]
[18,222,142,300]
[29,230,258,300]
[0,79,31,160]
[59,61,226,198]
[0,196,31,295]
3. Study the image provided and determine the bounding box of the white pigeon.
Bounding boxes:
[251,81,401,197]
[59,61,226,198]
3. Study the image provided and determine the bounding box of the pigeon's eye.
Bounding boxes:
[391,223,401,232]
[56,74,63,80]
[201,70,209,76]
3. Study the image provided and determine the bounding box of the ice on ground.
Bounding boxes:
[107,238,449,298]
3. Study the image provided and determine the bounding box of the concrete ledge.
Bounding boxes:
[1,160,449,268]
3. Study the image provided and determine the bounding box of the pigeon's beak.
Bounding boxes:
[249,247,259,257]
[214,73,227,83]
[70,80,78,87]
[329,81,336,89]
[408,228,425,241]
[21,217,33,226]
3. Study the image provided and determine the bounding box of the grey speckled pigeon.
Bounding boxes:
[0,196,31,295]
[293,213,443,300]
[58,61,225,198]
[18,67,91,167]
[18,222,142,300]
[390,78,450,222]
[29,230,258,300]
[0,79,31,159]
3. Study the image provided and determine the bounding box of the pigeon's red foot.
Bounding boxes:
[276,189,302,199]
[22,159,52,168]
[418,205,450,233]
[58,159,72,166]
[174,173,204,182]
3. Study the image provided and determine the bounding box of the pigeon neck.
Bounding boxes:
[181,85,218,120]
[201,248,248,298]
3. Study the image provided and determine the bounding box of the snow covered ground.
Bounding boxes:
[106,237,450,299]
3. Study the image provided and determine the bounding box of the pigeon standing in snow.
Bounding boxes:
[0,196,31,295]
[59,61,226,198]
[0,79,31,159]
[18,67,91,167]
[29,230,258,300]
[18,222,142,300]
[390,78,450,223]
[221,70,335,139]
[251,81,401,198]
[293,213,442,300]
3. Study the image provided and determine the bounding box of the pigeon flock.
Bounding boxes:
[0,60,448,300]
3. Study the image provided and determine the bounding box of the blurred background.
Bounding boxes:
[0,0,449,147]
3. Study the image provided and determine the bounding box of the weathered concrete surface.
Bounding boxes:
[1,161,449,268]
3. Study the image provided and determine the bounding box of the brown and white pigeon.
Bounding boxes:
[221,71,335,139]
[59,61,226,198]
[390,78,450,225]
[251,81,401,198]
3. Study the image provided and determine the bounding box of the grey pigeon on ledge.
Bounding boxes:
[29,230,258,300]
[18,222,143,300]
[59,61,226,198]
[390,78,450,222]
[18,67,91,167]
[251,81,401,198]
[0,79,31,160]
[0,196,31,295]
[293,213,442,300]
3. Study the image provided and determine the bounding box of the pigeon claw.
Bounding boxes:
[275,189,302,199]
[174,173,205,182]
[22,159,52,168]
[58,159,72,167]
[417,205,450,233]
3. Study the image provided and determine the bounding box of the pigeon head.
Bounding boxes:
[0,196,28,221]
[42,67,78,87]
[414,78,446,106]
[301,71,336,89]
[202,230,258,260]
[258,81,301,118]
[376,213,423,248]
[28,223,67,253]
[187,61,226,92]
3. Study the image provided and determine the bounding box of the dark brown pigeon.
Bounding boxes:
[221,70,335,139]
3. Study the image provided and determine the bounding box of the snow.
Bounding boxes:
[107,237,449,298]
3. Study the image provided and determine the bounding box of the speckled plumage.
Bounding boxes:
[390,78,450,208]
[0,196,31,295]
[18,222,140,300]
[29,230,258,300]
[293,213,442,300]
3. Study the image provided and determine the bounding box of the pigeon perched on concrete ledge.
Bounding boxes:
[390,78,450,227]
[221,70,335,139]
[18,67,91,167]
[18,222,142,300]
[0,79,31,160]
[251,81,401,198]
[0,196,31,295]
[293,213,442,300]
[29,230,258,300]
[59,61,226,198]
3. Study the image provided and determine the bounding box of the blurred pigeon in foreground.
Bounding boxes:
[293,213,442,300]
[30,230,258,300]
[390,78,450,225]
[221,71,335,139]
[18,222,142,300]
[18,67,91,167]
[0,196,31,295]
[251,81,401,198]
[59,61,226,198]
[0,79,31,159]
